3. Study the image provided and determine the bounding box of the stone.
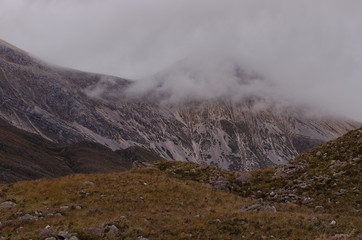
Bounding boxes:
[82,181,95,186]
[39,225,56,238]
[287,194,300,200]
[190,169,197,174]
[34,210,43,216]
[69,237,79,240]
[330,220,336,225]
[18,214,38,221]
[316,151,322,156]
[58,230,71,239]
[235,173,253,186]
[211,180,231,192]
[45,237,56,240]
[0,201,16,208]
[335,189,348,196]
[60,206,69,209]
[105,225,120,236]
[301,197,314,204]
[314,206,324,212]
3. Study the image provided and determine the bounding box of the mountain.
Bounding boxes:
[0,39,360,171]
[0,118,162,183]
[0,127,360,239]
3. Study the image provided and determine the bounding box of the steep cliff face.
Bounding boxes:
[0,39,359,171]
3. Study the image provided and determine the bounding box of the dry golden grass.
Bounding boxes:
[1,167,361,240]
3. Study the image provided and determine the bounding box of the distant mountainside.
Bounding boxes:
[0,39,360,171]
[0,118,161,183]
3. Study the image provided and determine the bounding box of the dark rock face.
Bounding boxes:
[0,39,360,172]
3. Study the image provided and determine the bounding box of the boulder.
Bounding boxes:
[314,206,324,212]
[0,201,16,209]
[105,225,120,236]
[211,180,231,192]
[58,230,71,239]
[45,237,56,240]
[18,214,38,221]
[235,173,253,186]
[39,225,56,238]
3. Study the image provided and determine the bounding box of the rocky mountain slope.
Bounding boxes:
[0,127,360,239]
[0,39,360,171]
[0,118,161,184]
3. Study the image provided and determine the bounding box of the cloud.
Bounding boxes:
[0,0,362,121]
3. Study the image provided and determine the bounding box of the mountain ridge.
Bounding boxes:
[0,38,360,171]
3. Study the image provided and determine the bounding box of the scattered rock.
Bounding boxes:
[69,236,79,240]
[332,233,349,239]
[75,205,82,210]
[316,151,322,156]
[34,210,43,216]
[105,225,120,236]
[18,214,38,221]
[0,201,16,208]
[235,173,253,186]
[60,206,69,209]
[207,218,221,224]
[82,181,95,186]
[330,220,336,225]
[45,237,57,240]
[39,225,56,238]
[335,189,348,196]
[84,227,104,237]
[58,230,71,239]
[314,206,324,212]
[301,197,314,204]
[54,213,63,217]
[211,180,232,192]
[240,204,277,213]
[287,194,300,200]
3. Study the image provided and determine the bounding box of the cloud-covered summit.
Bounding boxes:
[1,0,362,120]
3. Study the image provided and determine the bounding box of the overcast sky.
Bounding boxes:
[0,0,362,121]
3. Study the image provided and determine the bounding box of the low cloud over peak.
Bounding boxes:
[1,0,362,121]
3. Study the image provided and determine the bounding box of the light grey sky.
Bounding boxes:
[0,0,362,121]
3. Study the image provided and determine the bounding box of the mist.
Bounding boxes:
[1,0,362,121]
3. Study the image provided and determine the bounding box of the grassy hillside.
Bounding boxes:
[0,119,162,183]
[155,127,362,215]
[0,127,361,239]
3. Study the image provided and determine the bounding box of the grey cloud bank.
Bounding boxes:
[0,0,362,121]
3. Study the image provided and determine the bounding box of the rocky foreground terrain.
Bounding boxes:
[0,127,360,239]
[0,38,360,171]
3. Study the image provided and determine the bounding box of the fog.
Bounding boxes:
[1,0,362,121]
